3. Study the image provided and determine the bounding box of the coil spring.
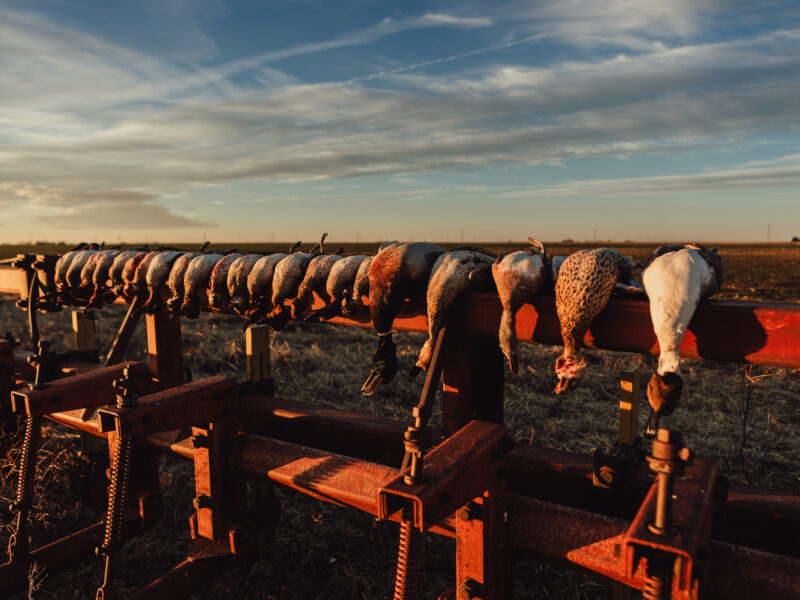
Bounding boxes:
[643,554,674,600]
[7,415,41,561]
[101,435,134,553]
[393,509,423,600]
[15,415,41,508]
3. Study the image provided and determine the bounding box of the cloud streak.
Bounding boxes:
[1,4,799,237]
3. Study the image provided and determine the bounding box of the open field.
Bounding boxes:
[0,243,799,598]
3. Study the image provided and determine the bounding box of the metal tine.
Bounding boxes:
[105,296,144,366]
[400,321,448,473]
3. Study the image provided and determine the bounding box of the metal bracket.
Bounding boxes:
[97,376,237,437]
[621,447,718,597]
[10,361,149,418]
[379,420,508,532]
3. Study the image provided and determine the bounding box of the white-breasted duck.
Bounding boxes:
[181,252,225,318]
[142,250,186,313]
[342,242,397,316]
[267,234,327,330]
[227,254,266,317]
[290,249,344,320]
[107,249,146,295]
[83,249,122,309]
[491,238,550,374]
[362,241,444,396]
[244,250,292,324]
[54,243,89,291]
[642,243,722,437]
[414,247,496,373]
[307,254,370,321]
[116,251,148,299]
[165,251,203,315]
[554,248,636,393]
[207,251,243,311]
[65,247,100,290]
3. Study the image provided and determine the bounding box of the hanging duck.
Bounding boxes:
[267,234,326,329]
[642,243,722,437]
[362,242,444,396]
[414,247,496,373]
[307,254,370,321]
[554,248,637,393]
[491,238,550,374]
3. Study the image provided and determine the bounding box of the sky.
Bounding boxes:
[1,0,799,244]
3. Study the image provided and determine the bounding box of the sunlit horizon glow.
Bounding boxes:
[1,1,799,244]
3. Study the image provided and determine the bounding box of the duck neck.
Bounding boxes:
[657,351,681,377]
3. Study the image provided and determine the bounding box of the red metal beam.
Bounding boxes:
[9,361,146,417]
[4,261,800,368]
[507,495,800,600]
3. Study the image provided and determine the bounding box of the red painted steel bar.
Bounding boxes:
[9,361,146,417]
[43,396,800,559]
[126,554,236,600]
[3,263,800,368]
[507,495,800,600]
[0,522,106,593]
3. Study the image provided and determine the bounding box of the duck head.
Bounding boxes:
[553,354,587,394]
[360,333,397,396]
[645,371,683,438]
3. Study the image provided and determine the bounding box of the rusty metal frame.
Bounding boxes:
[379,420,508,532]
[1,256,800,598]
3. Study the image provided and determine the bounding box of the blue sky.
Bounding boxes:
[1,0,799,244]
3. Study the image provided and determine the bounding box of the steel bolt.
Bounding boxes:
[190,434,208,449]
[192,495,211,510]
[457,502,481,522]
[457,579,482,600]
[647,428,689,537]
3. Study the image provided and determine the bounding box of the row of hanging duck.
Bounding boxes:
[52,234,722,438]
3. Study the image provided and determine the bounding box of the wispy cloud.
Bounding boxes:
[510,160,800,197]
[1,4,799,235]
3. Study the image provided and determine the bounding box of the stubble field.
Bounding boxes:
[0,241,799,599]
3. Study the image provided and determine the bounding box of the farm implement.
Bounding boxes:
[1,252,799,599]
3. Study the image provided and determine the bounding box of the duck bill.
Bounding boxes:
[505,351,519,375]
[360,371,384,396]
[263,307,292,331]
[643,408,662,439]
[361,334,398,395]
[290,297,310,320]
[306,302,340,322]
[553,376,577,394]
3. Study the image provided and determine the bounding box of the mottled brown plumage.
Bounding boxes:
[554,248,634,393]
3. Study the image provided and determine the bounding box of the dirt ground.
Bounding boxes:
[0,245,798,598]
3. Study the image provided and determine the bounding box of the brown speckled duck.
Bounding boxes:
[554,248,636,393]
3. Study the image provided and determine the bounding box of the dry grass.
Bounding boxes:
[0,250,799,599]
